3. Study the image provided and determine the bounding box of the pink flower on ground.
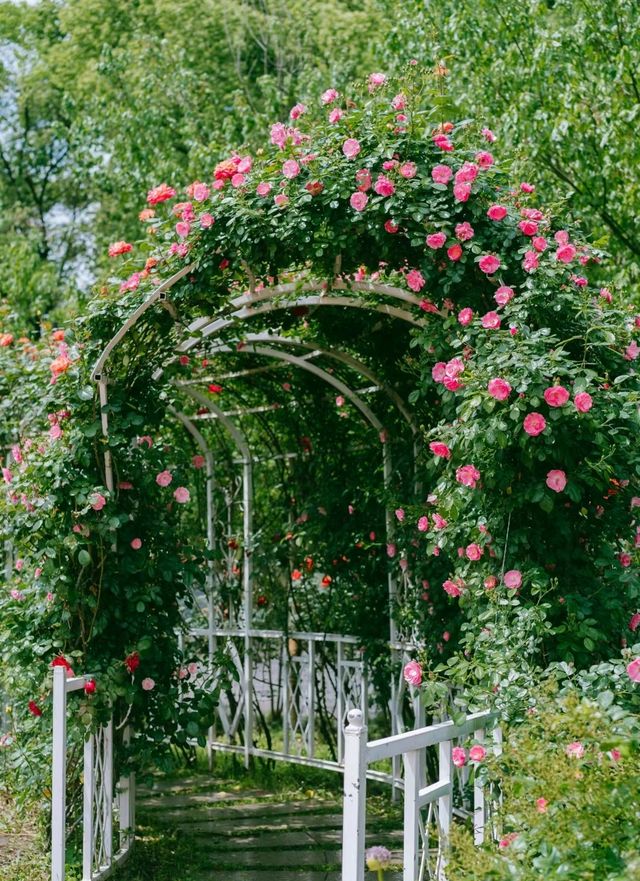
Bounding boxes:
[156,471,173,487]
[174,487,190,504]
[456,465,480,488]
[544,385,570,407]
[478,255,501,274]
[256,181,272,196]
[536,798,548,813]
[90,493,106,511]
[406,269,425,292]
[429,441,451,459]
[130,538,142,550]
[487,205,507,221]
[350,192,368,212]
[546,470,567,493]
[141,678,155,691]
[574,392,593,412]
[566,741,585,759]
[481,311,501,329]
[523,413,546,436]
[503,569,522,589]
[469,744,486,762]
[432,164,452,184]
[342,138,361,159]
[466,543,483,561]
[426,232,446,249]
[282,159,300,179]
[374,175,395,196]
[417,516,429,532]
[487,378,511,401]
[458,307,473,326]
[403,660,422,686]
[452,747,466,767]
[626,658,640,682]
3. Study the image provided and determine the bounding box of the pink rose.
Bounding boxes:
[624,341,639,360]
[431,164,452,184]
[368,72,386,91]
[503,569,522,589]
[574,392,593,413]
[456,464,480,488]
[447,244,462,261]
[523,250,539,272]
[174,487,190,504]
[478,255,501,274]
[487,378,511,401]
[453,181,471,201]
[342,138,361,159]
[532,236,548,252]
[328,108,343,124]
[350,191,368,212]
[452,747,466,767]
[523,413,546,436]
[543,385,570,407]
[520,182,535,193]
[626,658,640,682]
[426,232,447,249]
[566,741,585,759]
[482,127,496,142]
[432,362,447,382]
[518,220,538,236]
[130,538,142,550]
[355,169,372,191]
[433,513,447,530]
[374,175,395,196]
[487,205,507,221]
[282,159,300,179]
[256,181,272,196]
[384,219,398,234]
[443,579,464,597]
[466,543,483,561]
[494,286,514,306]
[274,193,289,207]
[546,470,567,493]
[289,102,306,120]
[429,442,451,459]
[156,471,173,487]
[555,243,577,263]
[629,612,640,632]
[141,677,155,692]
[192,182,210,202]
[90,493,106,511]
[399,162,417,179]
[175,221,190,238]
[321,88,339,104]
[469,744,486,762]
[403,660,422,686]
[406,269,425,292]
[199,213,214,228]
[433,133,453,151]
[481,311,501,329]
[455,222,474,241]
[458,307,473,326]
[536,798,548,813]
[395,508,405,522]
[192,455,206,469]
[417,516,429,532]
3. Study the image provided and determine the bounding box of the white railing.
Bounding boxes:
[341,708,501,881]
[51,667,135,881]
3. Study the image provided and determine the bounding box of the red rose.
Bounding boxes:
[125,651,140,674]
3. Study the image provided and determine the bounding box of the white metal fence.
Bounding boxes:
[341,707,501,881]
[51,667,135,881]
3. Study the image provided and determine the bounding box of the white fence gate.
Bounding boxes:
[341,707,501,881]
[51,667,135,881]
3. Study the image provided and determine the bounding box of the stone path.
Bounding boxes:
[137,774,403,881]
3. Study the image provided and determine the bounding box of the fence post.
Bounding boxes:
[473,728,485,844]
[51,667,67,881]
[83,730,95,879]
[341,709,367,881]
[403,748,421,881]
[118,725,135,850]
[437,738,453,880]
[103,720,113,868]
[307,639,315,758]
[337,640,344,764]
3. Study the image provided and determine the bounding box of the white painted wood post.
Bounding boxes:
[103,720,113,867]
[119,725,135,849]
[337,640,344,764]
[341,709,367,881]
[82,730,95,879]
[307,640,315,757]
[438,737,453,880]
[473,728,485,844]
[51,666,67,881]
[403,748,421,881]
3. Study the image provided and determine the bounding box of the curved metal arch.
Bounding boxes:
[228,279,426,311]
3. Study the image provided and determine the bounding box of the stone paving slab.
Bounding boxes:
[194,827,404,850]
[147,800,338,823]
[198,874,403,881]
[140,789,270,810]
[193,846,341,867]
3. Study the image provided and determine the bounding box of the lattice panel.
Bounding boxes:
[88,723,113,877]
[284,653,313,757]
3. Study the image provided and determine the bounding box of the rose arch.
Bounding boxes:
[0,63,638,879]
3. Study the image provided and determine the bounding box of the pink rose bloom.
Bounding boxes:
[431,164,452,184]
[417,516,429,532]
[386,543,396,558]
[626,658,640,682]
[90,493,106,511]
[399,162,417,179]
[433,133,453,151]
[629,612,640,632]
[231,172,247,187]
[321,88,339,104]
[432,362,447,382]
[192,455,206,469]
[447,244,462,261]
[452,747,466,767]
[141,678,155,691]
[406,269,425,292]
[546,470,567,493]
[574,392,593,412]
[403,660,422,686]
[350,191,368,212]
[536,798,548,813]
[174,487,190,504]
[520,182,535,193]
[374,174,395,196]
[433,513,447,530]
[426,232,447,249]
[453,181,471,202]
[343,138,361,159]
[156,470,173,487]
[192,182,209,202]
[555,230,569,244]
[482,127,496,142]
[503,569,522,589]
[355,169,372,192]
[147,183,176,205]
[130,538,142,550]
[256,181,272,196]
[487,378,511,401]
[137,435,153,448]
[481,311,501,329]
[443,579,464,597]
[469,744,486,762]
[200,213,214,229]
[555,243,577,263]
[523,413,546,436]
[458,307,473,326]
[466,543,483,561]
[484,575,498,590]
[487,205,507,221]
[328,108,343,124]
[455,162,478,183]
[609,750,621,762]
[395,508,405,522]
[456,464,480,488]
[518,220,538,236]
[282,159,300,179]
[429,441,451,459]
[543,385,570,407]
[289,102,306,120]
[475,150,493,168]
[175,221,190,238]
[478,255,501,274]
[445,358,464,378]
[523,250,539,272]
[566,741,585,759]
[384,219,398,234]
[625,341,639,360]
[494,286,514,306]
[368,71,386,91]
[619,553,632,568]
[455,221,474,241]
[532,236,548,253]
